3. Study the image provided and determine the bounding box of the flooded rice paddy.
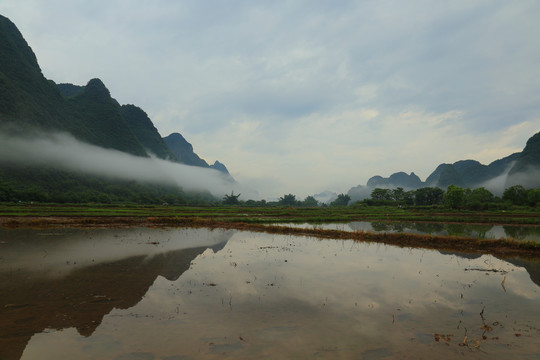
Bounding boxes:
[275,222,540,242]
[1,227,539,359]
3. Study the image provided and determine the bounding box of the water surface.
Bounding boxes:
[275,221,540,242]
[1,228,539,359]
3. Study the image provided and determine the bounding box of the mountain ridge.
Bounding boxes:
[0,14,233,203]
[162,132,233,177]
[0,14,231,172]
[350,136,539,199]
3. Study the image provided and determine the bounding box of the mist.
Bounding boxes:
[478,164,515,196]
[505,166,540,190]
[0,129,259,199]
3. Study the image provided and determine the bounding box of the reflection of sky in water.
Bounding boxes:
[16,230,540,360]
[0,228,233,277]
[274,222,540,242]
[486,225,508,239]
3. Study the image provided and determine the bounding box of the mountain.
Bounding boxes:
[347,185,372,202]
[348,132,538,197]
[66,78,149,156]
[0,14,229,165]
[210,160,231,175]
[487,152,521,177]
[452,160,486,185]
[313,190,338,205]
[120,104,176,160]
[425,163,466,188]
[0,15,232,204]
[163,133,233,177]
[57,83,84,97]
[366,172,423,189]
[163,132,210,168]
[425,154,520,189]
[506,131,540,188]
[0,15,78,131]
[0,14,150,157]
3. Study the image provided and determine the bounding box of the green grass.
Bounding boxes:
[1,203,540,226]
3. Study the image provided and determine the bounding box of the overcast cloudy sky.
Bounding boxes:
[1,1,539,199]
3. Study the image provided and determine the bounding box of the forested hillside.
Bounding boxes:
[0,14,229,204]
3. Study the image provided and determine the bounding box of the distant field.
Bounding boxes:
[1,203,539,225]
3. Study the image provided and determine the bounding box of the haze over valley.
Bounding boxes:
[0,2,539,202]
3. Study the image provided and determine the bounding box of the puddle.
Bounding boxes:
[0,228,539,359]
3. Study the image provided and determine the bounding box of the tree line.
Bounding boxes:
[2,170,539,208]
[365,185,540,209]
[223,192,352,207]
[223,185,540,209]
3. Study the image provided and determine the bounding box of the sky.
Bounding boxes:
[1,0,539,199]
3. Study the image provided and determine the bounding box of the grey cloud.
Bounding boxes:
[1,1,539,196]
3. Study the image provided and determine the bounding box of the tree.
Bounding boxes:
[330,193,351,206]
[392,187,405,202]
[371,188,392,201]
[444,185,466,209]
[278,194,298,206]
[0,181,15,202]
[467,187,494,208]
[403,190,415,205]
[245,199,267,206]
[415,187,444,205]
[302,195,319,207]
[222,191,241,205]
[503,185,528,205]
[527,188,540,206]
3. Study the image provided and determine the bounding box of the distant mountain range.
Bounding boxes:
[348,131,540,201]
[0,15,233,203]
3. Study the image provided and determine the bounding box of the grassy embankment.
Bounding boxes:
[1,203,539,258]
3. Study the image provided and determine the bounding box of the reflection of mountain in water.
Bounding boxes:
[347,221,540,242]
[502,257,540,288]
[437,250,540,288]
[438,250,482,260]
[503,226,540,241]
[0,240,230,360]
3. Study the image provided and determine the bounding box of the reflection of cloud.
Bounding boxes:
[176,232,538,313]
[0,228,235,359]
[18,231,540,359]
[0,228,234,277]
[284,222,540,242]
